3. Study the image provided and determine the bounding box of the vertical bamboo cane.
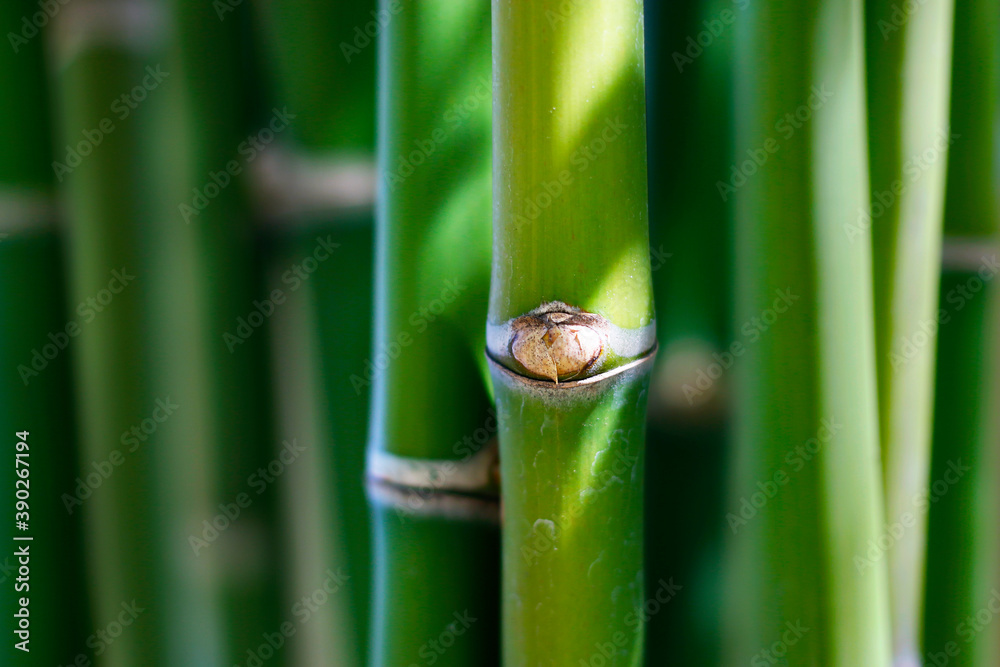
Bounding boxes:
[368,0,498,665]
[149,0,284,662]
[52,1,171,662]
[256,0,380,661]
[491,1,656,664]
[865,0,955,660]
[644,0,735,662]
[724,0,892,664]
[923,0,1000,664]
[0,1,89,661]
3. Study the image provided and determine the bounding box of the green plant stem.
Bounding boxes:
[645,0,734,415]
[491,362,651,665]
[151,0,284,662]
[491,1,655,664]
[54,4,169,661]
[923,0,1000,663]
[267,235,366,667]
[259,1,381,659]
[259,0,375,153]
[724,0,891,664]
[0,4,90,659]
[643,0,735,660]
[307,220,374,666]
[865,0,955,659]
[368,0,496,665]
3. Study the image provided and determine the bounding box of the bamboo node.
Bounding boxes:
[509,304,605,383]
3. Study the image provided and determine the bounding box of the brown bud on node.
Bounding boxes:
[509,309,604,382]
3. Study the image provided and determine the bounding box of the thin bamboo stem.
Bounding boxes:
[0,3,90,659]
[724,0,892,664]
[643,1,735,660]
[865,0,955,659]
[53,1,170,660]
[491,1,655,664]
[151,0,285,662]
[923,0,1000,663]
[368,0,497,664]
[258,1,382,659]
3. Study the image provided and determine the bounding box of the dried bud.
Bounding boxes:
[509,309,604,383]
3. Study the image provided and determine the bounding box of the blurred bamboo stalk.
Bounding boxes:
[367,0,498,665]
[266,237,360,667]
[51,0,174,662]
[646,0,733,418]
[151,0,285,663]
[724,0,892,664]
[0,0,90,662]
[253,0,380,663]
[865,0,955,660]
[643,0,735,662]
[923,0,1000,664]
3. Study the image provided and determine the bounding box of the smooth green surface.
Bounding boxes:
[0,236,91,665]
[0,5,90,663]
[261,0,376,152]
[0,0,53,190]
[372,0,493,460]
[368,1,498,666]
[646,0,732,356]
[866,0,955,658]
[923,272,999,667]
[939,0,999,239]
[150,0,284,663]
[259,0,380,662]
[492,367,650,666]
[369,506,499,667]
[923,0,1000,663]
[642,1,733,663]
[725,0,891,664]
[57,42,169,664]
[309,219,376,664]
[490,0,654,330]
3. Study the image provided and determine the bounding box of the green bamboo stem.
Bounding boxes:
[259,0,375,153]
[724,0,891,664]
[307,221,373,667]
[53,2,174,662]
[643,0,735,661]
[267,237,363,667]
[150,0,284,662]
[0,2,90,660]
[258,1,381,659]
[491,1,655,664]
[923,0,1000,663]
[646,0,733,416]
[368,0,497,664]
[865,0,955,660]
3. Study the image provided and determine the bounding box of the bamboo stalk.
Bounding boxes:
[51,2,175,662]
[305,221,373,667]
[723,0,892,664]
[259,0,375,153]
[923,0,1000,663]
[646,0,733,417]
[865,0,955,660]
[0,1,90,660]
[367,0,498,665]
[256,1,381,660]
[150,0,284,662]
[267,236,362,667]
[490,1,656,664]
[643,0,735,661]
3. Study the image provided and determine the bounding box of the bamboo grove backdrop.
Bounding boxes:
[0,0,997,666]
